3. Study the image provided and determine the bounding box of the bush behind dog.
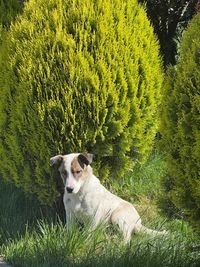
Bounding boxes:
[0,0,163,204]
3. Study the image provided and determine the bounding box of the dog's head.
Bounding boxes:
[50,153,93,194]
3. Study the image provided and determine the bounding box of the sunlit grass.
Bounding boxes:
[110,150,167,202]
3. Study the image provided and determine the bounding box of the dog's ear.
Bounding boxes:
[50,155,63,167]
[78,153,93,168]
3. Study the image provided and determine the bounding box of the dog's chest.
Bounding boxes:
[65,193,96,216]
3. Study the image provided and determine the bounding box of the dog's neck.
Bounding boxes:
[78,166,100,195]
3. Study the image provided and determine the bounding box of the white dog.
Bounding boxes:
[50,153,166,242]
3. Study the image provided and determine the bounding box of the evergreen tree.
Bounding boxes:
[0,0,163,204]
[160,13,200,232]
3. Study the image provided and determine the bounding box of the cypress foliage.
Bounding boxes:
[160,13,200,231]
[0,1,25,44]
[0,0,163,204]
[0,0,24,28]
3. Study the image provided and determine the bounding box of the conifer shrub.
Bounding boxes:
[160,13,200,232]
[0,0,163,204]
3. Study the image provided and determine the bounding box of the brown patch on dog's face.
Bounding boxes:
[71,156,85,180]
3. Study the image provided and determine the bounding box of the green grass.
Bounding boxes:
[1,220,199,267]
[110,150,167,202]
[0,151,200,267]
[0,179,56,246]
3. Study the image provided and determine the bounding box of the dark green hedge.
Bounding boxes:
[160,13,200,232]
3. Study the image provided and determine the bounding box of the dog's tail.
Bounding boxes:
[134,224,167,236]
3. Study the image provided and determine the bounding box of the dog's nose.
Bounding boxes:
[66,187,73,193]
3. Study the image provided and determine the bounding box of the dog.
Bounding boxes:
[50,153,166,242]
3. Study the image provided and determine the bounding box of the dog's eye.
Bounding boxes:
[72,170,82,175]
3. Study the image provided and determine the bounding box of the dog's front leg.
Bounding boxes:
[91,208,109,230]
[63,197,75,228]
[65,211,76,227]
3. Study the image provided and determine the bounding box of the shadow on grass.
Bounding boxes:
[0,178,62,246]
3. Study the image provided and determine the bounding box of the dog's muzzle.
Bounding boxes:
[66,187,73,193]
